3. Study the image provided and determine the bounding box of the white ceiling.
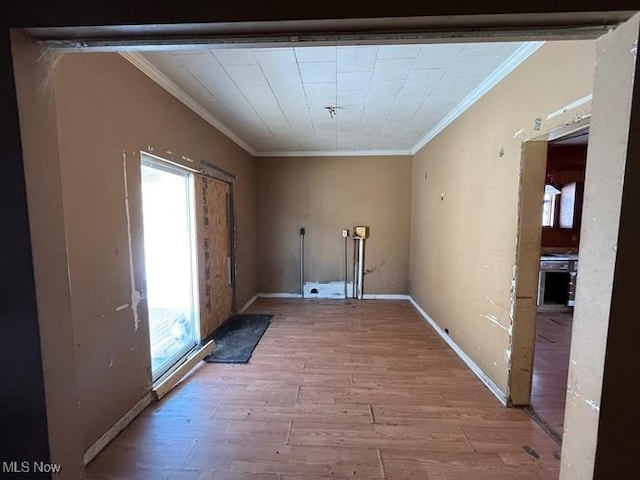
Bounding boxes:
[130,42,542,156]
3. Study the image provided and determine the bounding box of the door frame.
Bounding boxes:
[511,115,591,407]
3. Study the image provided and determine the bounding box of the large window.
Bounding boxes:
[141,154,199,380]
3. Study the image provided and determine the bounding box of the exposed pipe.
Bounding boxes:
[356,238,366,299]
[343,230,349,299]
[352,234,358,299]
[300,227,305,298]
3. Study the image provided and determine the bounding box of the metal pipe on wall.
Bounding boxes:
[343,229,349,299]
[356,238,365,299]
[352,236,358,299]
[352,226,369,300]
[300,227,305,298]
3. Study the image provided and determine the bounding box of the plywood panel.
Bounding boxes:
[197,176,233,339]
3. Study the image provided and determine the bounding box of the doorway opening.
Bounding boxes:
[531,126,588,440]
[140,153,200,380]
[513,122,589,442]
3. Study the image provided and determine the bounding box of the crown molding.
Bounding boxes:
[123,43,543,159]
[254,149,412,157]
[119,52,257,156]
[410,41,545,155]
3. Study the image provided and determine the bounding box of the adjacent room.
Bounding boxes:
[8,14,638,478]
[527,127,588,440]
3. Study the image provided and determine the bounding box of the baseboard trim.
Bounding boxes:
[236,292,506,405]
[408,297,508,406]
[257,293,303,298]
[362,294,410,300]
[83,392,153,466]
[256,293,410,300]
[84,340,216,466]
[83,292,508,467]
[238,293,259,313]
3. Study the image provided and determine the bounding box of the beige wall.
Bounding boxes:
[12,33,85,479]
[257,156,411,295]
[410,40,596,395]
[51,52,258,449]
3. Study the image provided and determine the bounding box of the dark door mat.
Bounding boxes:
[203,314,273,363]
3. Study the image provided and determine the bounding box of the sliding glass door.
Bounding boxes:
[141,154,199,380]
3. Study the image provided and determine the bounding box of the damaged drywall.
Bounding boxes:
[46,51,258,453]
[256,155,411,295]
[122,151,142,331]
[409,40,596,396]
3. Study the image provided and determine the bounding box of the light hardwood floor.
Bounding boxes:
[87,299,561,479]
[530,310,573,438]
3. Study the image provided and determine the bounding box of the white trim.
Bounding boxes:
[254,149,412,158]
[547,117,591,142]
[410,42,544,155]
[123,43,542,159]
[258,293,303,299]
[256,292,410,300]
[119,52,257,156]
[408,297,508,405]
[304,281,352,298]
[238,293,259,313]
[142,150,201,174]
[253,293,507,404]
[84,341,216,465]
[83,392,153,465]
[362,294,410,300]
[153,340,216,400]
[546,94,593,120]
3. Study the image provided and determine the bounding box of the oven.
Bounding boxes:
[538,255,579,307]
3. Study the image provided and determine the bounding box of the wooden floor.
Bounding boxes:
[87,299,561,479]
[530,310,573,438]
